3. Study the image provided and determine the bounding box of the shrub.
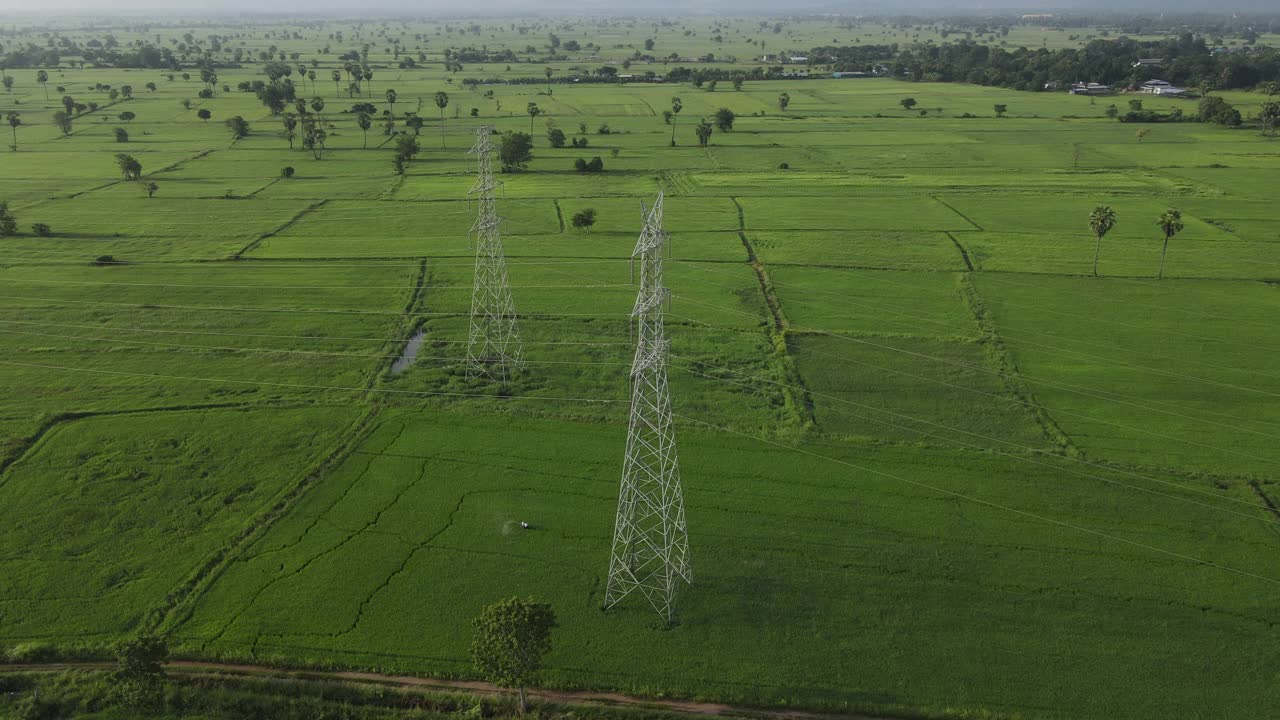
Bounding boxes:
[779,162,789,169]
[281,166,295,179]
[92,255,118,266]
[31,223,52,237]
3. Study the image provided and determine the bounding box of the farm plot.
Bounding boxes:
[0,405,362,641]
[174,409,1280,720]
[974,274,1280,477]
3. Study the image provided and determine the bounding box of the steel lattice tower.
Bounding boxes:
[466,126,523,382]
[604,192,690,624]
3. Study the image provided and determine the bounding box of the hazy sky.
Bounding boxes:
[0,0,1268,15]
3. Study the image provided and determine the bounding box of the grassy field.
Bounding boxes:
[1,14,1279,720]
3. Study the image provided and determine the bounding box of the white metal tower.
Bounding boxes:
[604,192,690,624]
[466,125,523,382]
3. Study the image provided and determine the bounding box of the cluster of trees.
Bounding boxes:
[0,201,55,237]
[882,34,1280,92]
[573,156,604,173]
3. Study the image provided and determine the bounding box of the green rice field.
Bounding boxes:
[1,14,1279,720]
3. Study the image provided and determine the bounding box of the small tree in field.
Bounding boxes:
[571,208,597,233]
[1136,128,1151,143]
[695,118,714,147]
[778,92,790,111]
[471,598,557,714]
[144,182,158,198]
[0,202,18,236]
[993,103,1008,117]
[114,127,129,143]
[111,634,168,709]
[6,112,19,151]
[114,153,142,180]
[499,132,534,172]
[1155,208,1183,280]
[1088,205,1116,277]
[197,108,212,122]
[225,116,250,139]
[900,97,917,111]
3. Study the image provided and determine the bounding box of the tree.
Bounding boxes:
[281,166,295,178]
[499,131,534,172]
[1155,208,1183,280]
[118,111,136,123]
[385,88,397,116]
[197,108,212,122]
[547,128,566,148]
[0,201,17,236]
[471,598,557,715]
[900,97,917,111]
[993,103,1008,117]
[310,97,325,120]
[527,102,541,135]
[31,222,52,237]
[1198,96,1241,126]
[405,115,424,135]
[1261,102,1280,137]
[1105,104,1119,120]
[225,116,250,140]
[114,153,142,180]
[52,110,73,136]
[571,208,597,233]
[357,113,372,148]
[695,118,713,147]
[1135,128,1151,143]
[332,69,342,95]
[669,97,682,146]
[112,634,168,709]
[778,92,790,112]
[732,77,744,91]
[283,113,298,149]
[1088,205,1117,277]
[544,66,554,94]
[6,112,19,151]
[62,95,75,115]
[36,70,48,100]
[144,182,158,198]
[713,108,735,131]
[393,133,420,174]
[2,76,12,93]
[114,127,129,143]
[302,118,327,159]
[434,91,449,148]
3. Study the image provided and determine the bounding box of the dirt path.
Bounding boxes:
[2,660,889,720]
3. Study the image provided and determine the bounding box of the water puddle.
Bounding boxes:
[391,328,426,375]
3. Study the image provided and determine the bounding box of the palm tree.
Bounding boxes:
[670,97,682,146]
[331,70,341,95]
[1156,208,1183,280]
[36,70,48,100]
[385,88,397,116]
[310,97,325,123]
[6,111,20,151]
[1088,205,1116,277]
[363,67,373,97]
[434,91,449,148]
[545,67,553,94]
[527,102,540,135]
[357,113,371,148]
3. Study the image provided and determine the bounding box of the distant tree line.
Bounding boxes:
[881,34,1280,91]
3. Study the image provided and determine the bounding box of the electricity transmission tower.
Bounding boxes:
[466,125,523,382]
[604,192,690,624]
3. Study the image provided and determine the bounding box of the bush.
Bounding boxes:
[92,255,118,266]
[5,641,62,663]
[596,123,612,135]
[779,162,789,169]
[31,223,52,237]
[281,166,295,179]
[114,127,129,143]
[547,128,566,148]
